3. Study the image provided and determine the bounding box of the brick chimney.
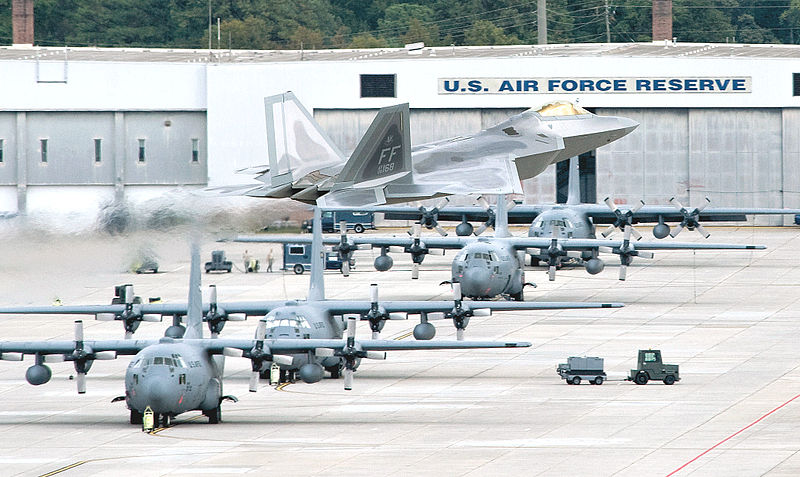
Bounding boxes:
[12,0,34,45]
[652,0,673,42]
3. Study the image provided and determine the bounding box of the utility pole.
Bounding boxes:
[604,0,611,43]
[208,0,212,50]
[537,0,547,45]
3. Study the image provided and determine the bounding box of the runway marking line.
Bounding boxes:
[394,331,413,340]
[276,382,291,392]
[39,460,87,476]
[666,392,800,476]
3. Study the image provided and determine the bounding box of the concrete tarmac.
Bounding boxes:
[0,225,798,476]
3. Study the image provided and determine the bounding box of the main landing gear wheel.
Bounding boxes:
[510,290,523,301]
[204,406,221,424]
[130,409,143,425]
[634,372,649,385]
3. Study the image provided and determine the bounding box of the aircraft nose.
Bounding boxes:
[459,267,491,297]
[142,376,173,413]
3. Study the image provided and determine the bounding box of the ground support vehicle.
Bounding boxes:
[205,250,232,273]
[282,243,350,274]
[627,349,680,385]
[557,356,606,385]
[303,211,375,233]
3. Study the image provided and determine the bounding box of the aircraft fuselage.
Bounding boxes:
[451,240,525,300]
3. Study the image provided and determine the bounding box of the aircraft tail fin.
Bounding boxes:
[264,92,345,189]
[184,240,204,339]
[318,103,412,207]
[308,206,325,302]
[566,156,581,205]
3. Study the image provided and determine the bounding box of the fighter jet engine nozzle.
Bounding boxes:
[413,322,436,340]
[299,363,325,384]
[653,222,671,239]
[374,254,393,272]
[25,364,52,385]
[459,267,491,299]
[585,258,605,275]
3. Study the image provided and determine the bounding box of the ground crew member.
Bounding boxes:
[267,249,274,272]
[243,250,251,273]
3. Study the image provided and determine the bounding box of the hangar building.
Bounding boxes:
[0,42,798,225]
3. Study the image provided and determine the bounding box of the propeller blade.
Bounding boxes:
[425,312,446,321]
[223,347,244,358]
[474,223,489,236]
[598,246,614,254]
[94,351,116,360]
[77,372,87,394]
[428,249,445,256]
[603,196,618,212]
[124,285,134,304]
[623,225,632,242]
[507,199,519,212]
[629,227,643,241]
[342,260,350,277]
[208,285,218,305]
[411,263,420,280]
[434,225,448,236]
[273,355,294,366]
[141,314,162,323]
[471,308,491,317]
[315,348,335,357]
[365,351,386,360]
[601,224,616,238]
[339,220,347,236]
[370,283,378,303]
[412,223,421,238]
[256,319,267,339]
[434,197,450,210]
[372,331,380,339]
[631,199,645,213]
[388,312,407,320]
[456,328,465,341]
[548,265,556,281]
[95,313,116,321]
[357,244,372,250]
[343,368,354,390]
[249,371,259,392]
[346,316,357,340]
[124,331,134,340]
[452,282,462,301]
[74,320,84,343]
[477,196,491,211]
[619,265,628,281]
[388,246,405,253]
[695,223,710,238]
[43,355,66,363]
[227,313,247,322]
[695,196,711,213]
[669,196,685,211]
[638,251,655,259]
[670,223,685,238]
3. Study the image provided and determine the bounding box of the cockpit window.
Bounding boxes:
[266,315,312,329]
[153,357,163,365]
[532,218,543,227]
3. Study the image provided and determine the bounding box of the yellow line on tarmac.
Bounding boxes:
[276,382,291,392]
[39,461,88,477]
[394,331,413,341]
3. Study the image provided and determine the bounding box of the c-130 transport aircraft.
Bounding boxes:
[0,237,534,427]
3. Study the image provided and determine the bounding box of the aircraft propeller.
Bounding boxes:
[601,197,645,240]
[68,320,116,393]
[601,225,654,281]
[223,318,291,391]
[330,221,369,276]
[543,228,581,281]
[669,197,712,238]
[473,196,497,236]
[445,282,491,340]
[316,317,386,390]
[361,284,406,339]
[205,285,246,338]
[405,224,444,279]
[414,197,450,236]
[96,284,161,339]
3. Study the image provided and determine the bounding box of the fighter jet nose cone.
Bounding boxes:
[460,267,491,297]
[619,117,639,134]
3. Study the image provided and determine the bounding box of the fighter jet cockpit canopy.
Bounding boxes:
[535,101,591,117]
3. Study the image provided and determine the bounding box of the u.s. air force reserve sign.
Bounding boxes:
[438,77,751,94]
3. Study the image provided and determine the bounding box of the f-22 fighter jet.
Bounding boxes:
[212,93,638,207]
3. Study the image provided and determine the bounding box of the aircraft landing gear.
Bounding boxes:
[130,409,143,425]
[204,406,221,424]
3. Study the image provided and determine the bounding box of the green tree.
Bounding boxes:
[736,13,778,43]
[378,3,438,46]
[291,25,325,49]
[348,32,388,48]
[780,0,800,43]
[464,19,518,46]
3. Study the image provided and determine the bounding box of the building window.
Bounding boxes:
[94,138,102,163]
[40,139,48,163]
[794,73,800,96]
[138,139,145,163]
[360,74,396,98]
[0,139,4,163]
[191,138,199,163]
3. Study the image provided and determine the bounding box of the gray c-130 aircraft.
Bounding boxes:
[211,93,638,207]
[235,196,766,299]
[0,236,534,426]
